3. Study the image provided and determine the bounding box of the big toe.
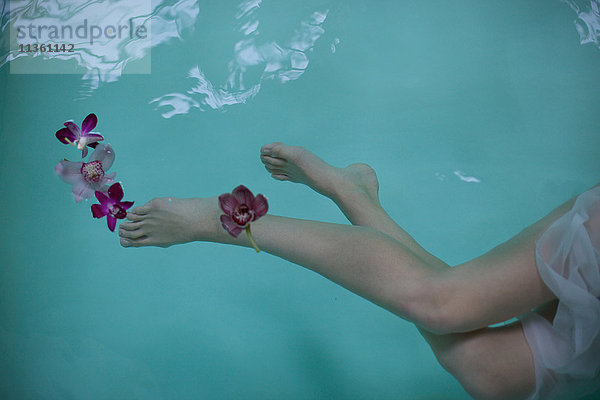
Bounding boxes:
[129,203,151,216]
[261,142,285,156]
[261,142,305,163]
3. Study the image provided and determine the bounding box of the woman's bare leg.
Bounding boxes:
[257,143,576,399]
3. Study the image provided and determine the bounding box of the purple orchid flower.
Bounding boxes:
[91,182,134,232]
[219,185,268,252]
[55,144,117,203]
[55,113,104,158]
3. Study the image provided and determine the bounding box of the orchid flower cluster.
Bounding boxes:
[55,113,133,232]
[55,113,269,250]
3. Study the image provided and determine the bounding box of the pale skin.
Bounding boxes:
[118,143,587,400]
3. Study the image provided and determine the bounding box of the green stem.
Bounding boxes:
[246,225,260,253]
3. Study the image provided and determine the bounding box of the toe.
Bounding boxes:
[130,204,151,215]
[264,164,286,174]
[120,221,143,230]
[261,142,284,156]
[260,154,286,167]
[126,212,145,222]
[119,227,146,239]
[271,173,289,181]
[120,236,151,247]
[270,143,305,163]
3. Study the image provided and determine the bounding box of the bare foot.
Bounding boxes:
[259,142,382,219]
[118,197,219,248]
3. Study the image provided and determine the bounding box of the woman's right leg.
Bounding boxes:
[258,143,572,399]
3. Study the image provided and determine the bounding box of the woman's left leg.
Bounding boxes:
[258,143,539,399]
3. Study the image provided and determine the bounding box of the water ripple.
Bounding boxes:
[562,0,600,47]
[0,0,331,116]
[150,1,330,118]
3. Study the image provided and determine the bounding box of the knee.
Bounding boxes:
[406,274,476,335]
[416,308,469,336]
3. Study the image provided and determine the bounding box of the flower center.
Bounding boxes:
[109,204,127,219]
[232,204,254,226]
[81,160,105,184]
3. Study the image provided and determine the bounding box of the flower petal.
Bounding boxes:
[252,194,269,220]
[55,160,83,184]
[72,181,94,203]
[89,144,115,170]
[81,113,98,133]
[81,146,88,158]
[93,185,110,195]
[120,201,134,210]
[108,183,124,201]
[91,204,107,218]
[220,215,244,237]
[232,185,255,206]
[82,133,104,144]
[218,193,238,215]
[64,121,81,137]
[107,215,117,232]
[95,190,110,205]
[101,172,116,186]
[56,127,77,144]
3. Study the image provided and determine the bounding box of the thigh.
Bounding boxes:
[422,321,535,400]
[431,193,578,332]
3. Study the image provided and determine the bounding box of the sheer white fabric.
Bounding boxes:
[520,186,600,400]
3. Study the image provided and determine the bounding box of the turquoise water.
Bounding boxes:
[1,1,599,399]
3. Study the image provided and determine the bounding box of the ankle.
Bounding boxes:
[193,197,224,242]
[333,180,379,208]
